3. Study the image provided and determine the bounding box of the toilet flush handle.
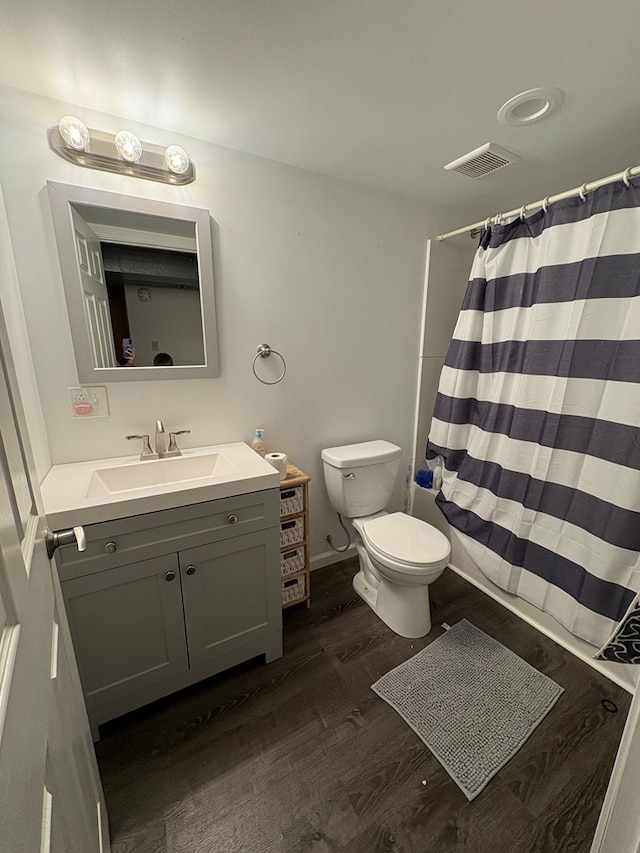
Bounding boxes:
[342,472,356,479]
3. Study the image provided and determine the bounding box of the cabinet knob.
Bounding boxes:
[165,570,176,582]
[104,541,117,554]
[227,514,238,525]
[185,564,197,576]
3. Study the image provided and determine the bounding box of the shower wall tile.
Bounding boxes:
[413,355,445,460]
[421,239,475,357]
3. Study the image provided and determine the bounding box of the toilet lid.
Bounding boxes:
[362,512,450,566]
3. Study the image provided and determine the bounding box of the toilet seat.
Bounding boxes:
[362,512,450,573]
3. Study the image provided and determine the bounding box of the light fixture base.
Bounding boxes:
[497,87,564,127]
[47,126,195,185]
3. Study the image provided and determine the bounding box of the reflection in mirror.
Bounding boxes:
[47,182,219,382]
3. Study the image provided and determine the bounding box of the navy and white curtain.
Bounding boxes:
[427,177,640,654]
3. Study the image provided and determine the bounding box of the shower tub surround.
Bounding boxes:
[424,177,640,686]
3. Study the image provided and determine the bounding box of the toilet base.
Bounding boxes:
[353,568,433,639]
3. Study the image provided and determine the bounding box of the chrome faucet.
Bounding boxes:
[156,420,191,458]
[155,420,168,456]
[126,422,191,460]
[126,433,156,460]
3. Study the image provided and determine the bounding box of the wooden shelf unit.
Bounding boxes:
[279,462,311,609]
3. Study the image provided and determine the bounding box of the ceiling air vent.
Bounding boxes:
[444,143,519,179]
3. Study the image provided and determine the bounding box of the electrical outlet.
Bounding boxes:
[69,385,109,418]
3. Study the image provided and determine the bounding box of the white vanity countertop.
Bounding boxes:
[41,441,280,529]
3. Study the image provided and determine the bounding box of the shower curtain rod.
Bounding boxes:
[435,163,640,242]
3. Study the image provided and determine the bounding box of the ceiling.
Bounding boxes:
[3,0,640,224]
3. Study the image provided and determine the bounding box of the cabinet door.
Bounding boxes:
[61,554,188,713]
[180,529,281,668]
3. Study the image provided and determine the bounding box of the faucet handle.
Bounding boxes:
[167,429,191,454]
[126,434,156,459]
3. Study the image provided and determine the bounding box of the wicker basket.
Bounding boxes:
[279,485,304,517]
[280,516,304,548]
[281,574,306,605]
[280,545,306,577]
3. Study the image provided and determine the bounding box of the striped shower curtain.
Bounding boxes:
[427,177,640,651]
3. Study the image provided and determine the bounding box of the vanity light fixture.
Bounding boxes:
[58,115,90,151]
[164,145,190,175]
[114,130,143,163]
[48,116,195,185]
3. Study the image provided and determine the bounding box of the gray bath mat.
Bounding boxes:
[371,619,564,800]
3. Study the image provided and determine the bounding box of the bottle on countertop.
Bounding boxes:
[433,455,444,491]
[251,428,267,457]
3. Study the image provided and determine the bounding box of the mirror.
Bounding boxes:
[47,181,219,382]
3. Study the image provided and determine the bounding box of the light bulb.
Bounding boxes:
[58,115,89,151]
[164,145,190,174]
[115,130,142,163]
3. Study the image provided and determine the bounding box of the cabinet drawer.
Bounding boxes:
[279,485,304,517]
[279,516,304,548]
[280,545,305,577]
[57,489,279,581]
[282,574,306,606]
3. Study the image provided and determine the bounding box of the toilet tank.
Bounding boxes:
[321,440,402,518]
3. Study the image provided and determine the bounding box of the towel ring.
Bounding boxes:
[252,343,287,385]
[622,168,632,187]
[579,184,588,202]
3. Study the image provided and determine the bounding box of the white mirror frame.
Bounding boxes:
[47,181,220,382]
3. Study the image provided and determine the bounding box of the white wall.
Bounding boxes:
[0,85,448,563]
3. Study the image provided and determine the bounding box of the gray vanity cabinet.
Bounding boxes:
[57,489,282,739]
[61,553,189,706]
[180,531,280,667]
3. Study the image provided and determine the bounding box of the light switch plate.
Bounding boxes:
[69,385,110,418]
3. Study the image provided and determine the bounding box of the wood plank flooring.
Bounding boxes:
[96,559,631,852]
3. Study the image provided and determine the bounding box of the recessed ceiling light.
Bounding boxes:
[497,87,564,126]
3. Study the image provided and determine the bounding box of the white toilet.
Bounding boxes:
[321,439,450,638]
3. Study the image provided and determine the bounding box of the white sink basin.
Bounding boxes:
[41,441,280,528]
[86,452,238,497]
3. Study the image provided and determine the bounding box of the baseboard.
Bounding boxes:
[311,545,357,571]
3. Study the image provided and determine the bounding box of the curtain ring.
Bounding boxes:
[622,168,632,187]
[252,343,287,385]
[542,197,550,213]
[519,206,526,221]
[579,184,588,202]
[484,217,492,229]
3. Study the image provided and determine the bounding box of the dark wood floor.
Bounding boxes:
[96,559,631,853]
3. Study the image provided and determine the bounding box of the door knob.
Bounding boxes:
[185,564,197,576]
[165,571,176,582]
[45,526,86,559]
